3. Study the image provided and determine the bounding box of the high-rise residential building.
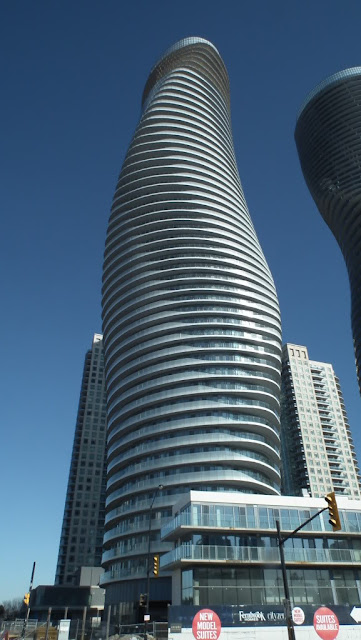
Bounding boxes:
[101,37,282,620]
[295,68,361,395]
[55,334,107,585]
[281,343,361,499]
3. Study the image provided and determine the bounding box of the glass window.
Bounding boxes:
[182,569,193,590]
[246,505,256,527]
[258,508,269,528]
[208,587,223,604]
[223,588,237,605]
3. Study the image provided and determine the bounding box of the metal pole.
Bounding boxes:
[143,484,163,640]
[64,607,68,620]
[105,606,111,640]
[21,561,36,640]
[276,520,295,640]
[80,607,87,640]
[145,485,163,615]
[44,607,52,640]
[145,509,152,618]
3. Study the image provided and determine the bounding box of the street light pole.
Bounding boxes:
[145,484,163,616]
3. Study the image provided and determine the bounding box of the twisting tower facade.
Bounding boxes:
[295,68,361,395]
[102,37,282,616]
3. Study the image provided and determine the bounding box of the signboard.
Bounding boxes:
[313,608,339,640]
[292,607,305,625]
[192,609,221,640]
[168,604,359,640]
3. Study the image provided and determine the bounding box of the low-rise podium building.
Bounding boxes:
[160,491,361,608]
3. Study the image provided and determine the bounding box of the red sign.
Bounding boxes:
[313,607,339,640]
[192,609,221,640]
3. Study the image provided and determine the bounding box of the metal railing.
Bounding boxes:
[160,543,361,568]
[161,506,361,538]
[116,622,168,640]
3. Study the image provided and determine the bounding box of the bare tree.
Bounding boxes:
[1,598,23,620]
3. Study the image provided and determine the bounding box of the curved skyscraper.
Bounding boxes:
[295,67,361,395]
[102,37,281,618]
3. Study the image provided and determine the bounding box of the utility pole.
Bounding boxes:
[21,562,36,640]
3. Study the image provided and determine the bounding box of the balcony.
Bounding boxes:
[161,509,323,541]
[102,540,173,562]
[103,516,171,543]
[160,544,361,569]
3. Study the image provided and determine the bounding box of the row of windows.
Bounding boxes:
[176,502,361,534]
[110,427,280,464]
[182,567,361,606]
[108,446,279,485]
[107,464,279,503]
[182,533,361,551]
[104,485,262,526]
[110,380,277,417]
[109,394,279,434]
[108,411,279,455]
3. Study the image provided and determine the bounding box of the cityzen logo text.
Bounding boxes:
[192,610,221,640]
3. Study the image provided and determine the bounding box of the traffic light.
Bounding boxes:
[23,593,30,606]
[153,554,159,576]
[325,491,341,531]
[139,593,146,607]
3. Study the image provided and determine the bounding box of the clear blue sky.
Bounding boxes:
[2,0,361,603]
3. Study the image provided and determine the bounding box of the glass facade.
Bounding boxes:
[160,494,361,610]
[181,566,360,606]
[295,70,361,396]
[162,500,361,537]
[101,37,282,614]
[55,334,107,585]
[280,344,361,498]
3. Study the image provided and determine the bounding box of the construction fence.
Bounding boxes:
[0,620,168,640]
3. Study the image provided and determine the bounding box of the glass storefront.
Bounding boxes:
[181,566,360,606]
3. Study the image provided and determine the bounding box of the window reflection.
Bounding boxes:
[181,566,357,606]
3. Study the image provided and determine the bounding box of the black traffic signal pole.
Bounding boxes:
[276,520,295,640]
[145,486,163,614]
[144,485,163,640]
[21,562,36,640]
[276,507,327,640]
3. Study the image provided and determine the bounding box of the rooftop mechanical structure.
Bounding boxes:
[101,37,282,620]
[295,67,361,395]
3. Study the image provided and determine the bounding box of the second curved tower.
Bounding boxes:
[295,68,361,395]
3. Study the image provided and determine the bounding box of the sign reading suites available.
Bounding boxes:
[313,607,339,640]
[192,609,221,640]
